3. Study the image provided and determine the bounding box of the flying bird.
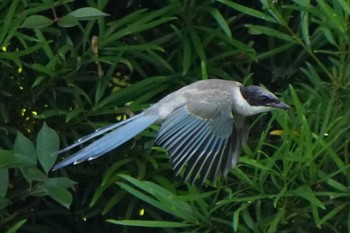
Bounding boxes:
[53,79,289,184]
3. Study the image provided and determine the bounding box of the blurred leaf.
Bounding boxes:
[20,15,54,28]
[189,28,207,63]
[291,186,325,210]
[247,25,296,43]
[0,0,21,45]
[0,196,10,209]
[0,168,9,197]
[0,149,36,168]
[31,63,55,76]
[5,219,27,233]
[318,203,348,227]
[107,219,192,228]
[102,190,127,214]
[57,15,79,27]
[44,177,76,189]
[218,0,277,23]
[317,0,346,33]
[67,7,109,20]
[117,174,197,222]
[182,36,191,75]
[201,60,208,80]
[207,7,232,39]
[36,122,59,174]
[267,209,286,233]
[335,0,350,14]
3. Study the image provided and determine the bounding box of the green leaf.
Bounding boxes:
[44,177,76,189]
[0,168,9,197]
[201,60,208,80]
[218,0,277,23]
[14,133,37,163]
[317,203,348,227]
[67,7,109,20]
[31,63,55,76]
[42,184,72,208]
[102,190,127,214]
[117,175,196,222]
[182,36,192,76]
[0,149,36,168]
[291,186,325,209]
[36,122,59,174]
[208,7,232,39]
[57,15,79,27]
[335,0,350,14]
[20,15,54,28]
[267,209,286,233]
[21,167,48,183]
[189,28,207,63]
[0,196,10,209]
[247,25,296,43]
[0,0,21,45]
[317,0,346,33]
[5,219,27,233]
[107,219,192,228]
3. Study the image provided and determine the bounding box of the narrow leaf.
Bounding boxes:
[292,186,325,209]
[247,25,296,43]
[182,36,192,76]
[5,219,27,233]
[218,0,277,23]
[0,169,9,197]
[107,219,192,228]
[208,7,232,38]
[189,29,207,62]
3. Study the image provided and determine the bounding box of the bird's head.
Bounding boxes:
[238,85,290,116]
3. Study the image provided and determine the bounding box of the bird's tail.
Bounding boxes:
[52,113,159,171]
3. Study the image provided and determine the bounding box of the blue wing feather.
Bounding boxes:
[171,123,211,174]
[156,105,238,184]
[53,113,159,170]
[55,118,135,155]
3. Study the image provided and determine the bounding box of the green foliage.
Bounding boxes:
[0,0,349,232]
[1,123,74,232]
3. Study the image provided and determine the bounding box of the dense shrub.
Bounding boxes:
[1,0,349,232]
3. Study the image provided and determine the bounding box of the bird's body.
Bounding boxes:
[53,79,289,184]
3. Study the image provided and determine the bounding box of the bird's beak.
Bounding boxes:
[271,101,290,110]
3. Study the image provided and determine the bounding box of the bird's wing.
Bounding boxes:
[56,117,135,155]
[156,96,246,185]
[53,113,159,171]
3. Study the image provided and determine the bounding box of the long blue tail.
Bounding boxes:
[52,113,159,170]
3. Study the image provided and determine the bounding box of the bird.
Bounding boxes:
[53,79,289,184]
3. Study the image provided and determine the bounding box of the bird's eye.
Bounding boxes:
[260,95,270,102]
